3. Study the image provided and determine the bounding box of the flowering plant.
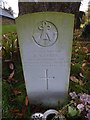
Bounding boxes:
[67,92,90,120]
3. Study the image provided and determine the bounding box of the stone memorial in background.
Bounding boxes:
[16,12,74,107]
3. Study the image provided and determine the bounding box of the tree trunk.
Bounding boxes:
[18,2,81,16]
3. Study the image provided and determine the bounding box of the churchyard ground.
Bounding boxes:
[2,25,90,120]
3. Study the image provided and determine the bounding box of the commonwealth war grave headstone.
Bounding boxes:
[16,12,74,107]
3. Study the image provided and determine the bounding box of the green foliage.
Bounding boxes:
[68,106,78,117]
[71,63,81,77]
[85,79,90,94]
[2,80,12,118]
[2,32,18,60]
[2,30,90,119]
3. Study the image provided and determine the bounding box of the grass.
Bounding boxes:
[2,24,16,34]
[0,25,2,35]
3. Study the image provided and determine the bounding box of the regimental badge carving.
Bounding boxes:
[32,21,58,47]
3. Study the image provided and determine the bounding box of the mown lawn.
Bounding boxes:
[2,24,16,34]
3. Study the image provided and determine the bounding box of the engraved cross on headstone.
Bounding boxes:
[41,69,55,90]
[39,21,51,41]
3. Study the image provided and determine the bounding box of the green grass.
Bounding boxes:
[0,25,2,35]
[2,24,16,34]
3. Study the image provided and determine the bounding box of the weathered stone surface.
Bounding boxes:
[16,12,74,107]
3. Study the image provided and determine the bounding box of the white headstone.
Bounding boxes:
[16,12,74,107]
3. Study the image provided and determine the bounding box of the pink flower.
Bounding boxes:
[77,104,84,112]
[69,92,77,99]
[87,95,90,104]
[80,93,90,104]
